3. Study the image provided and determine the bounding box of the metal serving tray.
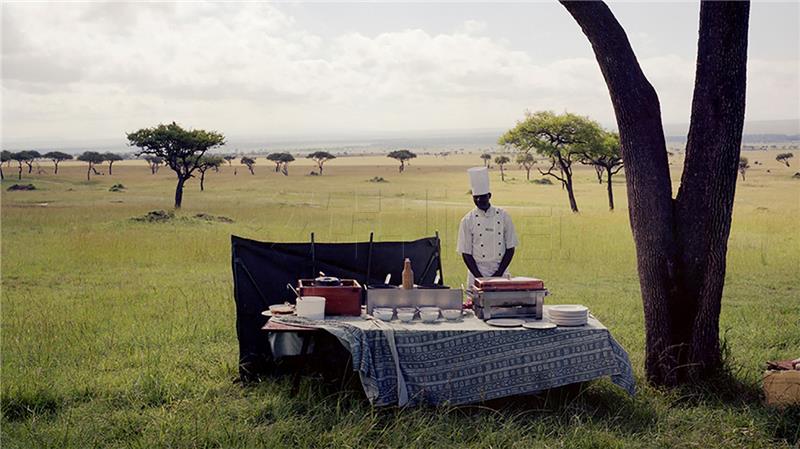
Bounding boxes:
[366,288,463,315]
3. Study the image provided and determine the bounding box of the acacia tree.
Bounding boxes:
[279,153,295,176]
[499,111,601,213]
[241,156,256,175]
[43,151,73,175]
[77,151,105,181]
[387,150,416,173]
[495,155,510,181]
[143,155,163,174]
[516,152,536,181]
[738,157,750,181]
[561,1,750,385]
[127,122,225,208]
[223,155,236,167]
[480,153,492,168]
[102,152,123,175]
[776,152,793,167]
[307,151,336,175]
[579,132,624,211]
[195,155,225,191]
[267,153,286,172]
[10,152,33,180]
[1,150,12,180]
[22,150,41,174]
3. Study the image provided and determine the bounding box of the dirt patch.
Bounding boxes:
[131,210,175,223]
[193,213,234,223]
[7,184,36,191]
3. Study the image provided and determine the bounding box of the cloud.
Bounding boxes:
[2,3,797,144]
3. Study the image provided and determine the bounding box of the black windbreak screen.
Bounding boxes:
[231,234,443,381]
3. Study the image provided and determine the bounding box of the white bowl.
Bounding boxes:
[373,308,394,321]
[420,310,440,323]
[397,311,415,322]
[442,309,462,320]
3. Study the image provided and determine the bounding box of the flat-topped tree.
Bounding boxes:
[266,153,285,172]
[307,151,336,175]
[578,132,624,211]
[195,155,225,191]
[738,157,750,181]
[561,1,750,385]
[143,155,163,174]
[240,156,256,175]
[480,153,492,168]
[223,155,236,167]
[44,151,73,175]
[494,155,510,181]
[387,150,416,173]
[776,152,793,167]
[102,152,123,175]
[77,151,105,181]
[278,153,295,176]
[500,111,602,212]
[10,152,34,180]
[127,122,225,208]
[1,150,11,180]
[22,150,41,174]
[515,152,536,181]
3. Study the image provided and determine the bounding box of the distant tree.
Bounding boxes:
[776,152,793,167]
[515,152,536,181]
[279,153,295,176]
[102,152,123,175]
[21,150,41,174]
[223,155,236,167]
[10,152,34,180]
[195,155,225,191]
[579,132,624,210]
[43,151,73,175]
[499,111,602,213]
[1,150,12,180]
[267,153,286,172]
[387,150,417,173]
[143,155,163,174]
[738,156,750,181]
[127,122,225,208]
[307,151,336,175]
[77,151,105,181]
[494,155,510,181]
[241,156,256,175]
[480,153,492,168]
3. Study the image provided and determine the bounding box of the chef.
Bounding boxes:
[457,167,519,288]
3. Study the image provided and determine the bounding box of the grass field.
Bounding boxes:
[1,151,799,448]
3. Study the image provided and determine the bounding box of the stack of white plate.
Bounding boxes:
[548,305,589,326]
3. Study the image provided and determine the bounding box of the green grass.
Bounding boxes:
[2,153,799,448]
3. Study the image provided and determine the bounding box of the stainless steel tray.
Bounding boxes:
[366,288,463,314]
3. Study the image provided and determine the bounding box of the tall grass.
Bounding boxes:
[2,153,798,447]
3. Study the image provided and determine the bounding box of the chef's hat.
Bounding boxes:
[468,167,490,196]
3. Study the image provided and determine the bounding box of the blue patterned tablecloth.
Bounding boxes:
[271,309,635,407]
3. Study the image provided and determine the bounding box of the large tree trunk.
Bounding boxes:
[561,0,749,385]
[606,168,615,211]
[200,171,206,191]
[175,176,186,208]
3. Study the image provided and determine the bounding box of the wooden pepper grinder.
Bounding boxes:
[402,258,414,289]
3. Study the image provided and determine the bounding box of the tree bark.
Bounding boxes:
[200,171,206,191]
[108,162,114,175]
[18,162,22,180]
[53,161,59,174]
[175,176,186,208]
[561,0,749,385]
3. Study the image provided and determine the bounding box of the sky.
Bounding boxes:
[2,1,798,148]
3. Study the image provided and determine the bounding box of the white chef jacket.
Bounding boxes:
[456,206,519,287]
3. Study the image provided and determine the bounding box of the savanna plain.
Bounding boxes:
[1,151,798,448]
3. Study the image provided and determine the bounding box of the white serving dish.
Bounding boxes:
[420,310,440,323]
[442,309,462,320]
[373,307,394,321]
[295,296,326,320]
[397,311,415,322]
